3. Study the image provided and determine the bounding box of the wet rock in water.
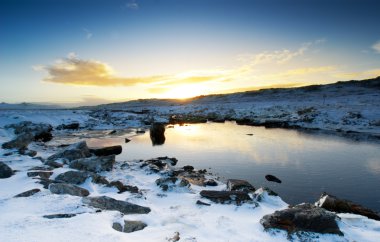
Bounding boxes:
[316,193,380,221]
[196,200,211,206]
[69,155,115,172]
[55,171,89,185]
[19,148,37,157]
[265,174,282,183]
[155,177,190,191]
[205,179,218,186]
[108,181,139,194]
[125,138,131,143]
[0,162,14,179]
[136,130,145,134]
[14,188,41,197]
[112,220,147,233]
[183,165,194,172]
[43,213,77,219]
[27,170,53,179]
[82,196,151,214]
[57,122,80,130]
[47,141,91,163]
[90,145,122,156]
[260,203,343,236]
[49,183,90,197]
[150,123,166,145]
[200,190,252,205]
[2,132,34,150]
[227,179,255,192]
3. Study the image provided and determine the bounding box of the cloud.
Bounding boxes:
[372,41,380,54]
[333,68,380,79]
[263,66,336,80]
[125,0,139,10]
[83,28,93,40]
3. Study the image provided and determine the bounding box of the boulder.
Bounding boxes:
[196,200,211,206]
[125,138,131,143]
[3,122,53,146]
[19,149,37,157]
[108,181,139,194]
[43,214,77,219]
[27,171,53,179]
[44,160,64,168]
[227,179,255,192]
[265,174,282,183]
[316,193,380,221]
[82,196,151,214]
[6,121,52,136]
[90,145,122,156]
[150,123,166,145]
[89,173,110,185]
[0,162,13,178]
[14,188,41,197]
[69,155,115,172]
[155,177,189,191]
[49,183,90,197]
[47,141,91,163]
[55,171,89,185]
[112,220,147,233]
[1,132,34,150]
[260,203,343,235]
[34,131,53,142]
[200,190,252,205]
[57,122,80,130]
[205,179,218,186]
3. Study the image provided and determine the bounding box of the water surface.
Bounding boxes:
[88,122,380,211]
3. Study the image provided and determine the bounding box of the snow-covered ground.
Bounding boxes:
[1,110,380,242]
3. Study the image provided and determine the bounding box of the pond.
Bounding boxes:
[87,121,380,211]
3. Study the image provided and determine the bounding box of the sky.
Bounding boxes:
[1,0,380,106]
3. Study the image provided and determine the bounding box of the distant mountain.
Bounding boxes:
[0,102,64,110]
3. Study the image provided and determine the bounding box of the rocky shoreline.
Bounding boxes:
[1,120,380,241]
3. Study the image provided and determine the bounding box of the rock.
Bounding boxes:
[90,173,109,185]
[141,157,176,172]
[168,232,180,242]
[200,190,252,205]
[227,179,255,192]
[57,122,80,130]
[205,179,218,186]
[108,130,117,135]
[14,188,41,197]
[55,171,89,184]
[155,177,189,191]
[136,130,145,134]
[108,181,139,194]
[125,138,131,143]
[90,145,122,156]
[44,159,63,168]
[6,121,52,136]
[183,165,194,172]
[0,162,13,178]
[265,174,282,183]
[82,196,151,214]
[112,220,147,233]
[150,123,166,145]
[47,141,91,162]
[69,155,115,172]
[27,171,53,179]
[19,149,37,157]
[34,131,53,142]
[260,203,343,235]
[316,193,380,221]
[1,132,34,150]
[196,200,211,206]
[43,213,77,219]
[37,178,60,189]
[49,183,90,197]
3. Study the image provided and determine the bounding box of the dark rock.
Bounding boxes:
[14,188,41,197]
[108,130,117,135]
[34,131,53,142]
[6,121,52,136]
[44,160,63,168]
[227,179,255,192]
[82,196,151,214]
[150,123,166,145]
[112,220,147,233]
[125,138,131,143]
[196,200,211,206]
[37,178,60,189]
[200,190,252,205]
[27,171,53,179]
[169,115,207,124]
[55,171,89,184]
[265,174,282,183]
[47,141,91,162]
[0,162,13,178]
[2,132,34,150]
[246,133,254,136]
[260,203,343,235]
[136,130,145,134]
[3,152,13,156]
[108,181,139,194]
[205,179,218,186]
[69,155,115,172]
[49,183,90,197]
[89,173,109,185]
[155,177,189,191]
[90,145,122,156]
[112,222,123,232]
[316,193,380,221]
[43,213,77,219]
[19,149,37,157]
[263,120,290,128]
[183,165,194,172]
[57,122,80,130]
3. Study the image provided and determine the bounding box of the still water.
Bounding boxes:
[87,122,380,211]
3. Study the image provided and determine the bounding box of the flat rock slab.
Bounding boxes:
[112,220,147,233]
[0,162,14,179]
[316,193,380,221]
[90,145,122,156]
[55,170,89,185]
[47,141,91,162]
[260,203,343,236]
[14,188,41,198]
[82,196,151,214]
[200,190,252,205]
[69,155,115,172]
[49,183,89,197]
[27,171,53,179]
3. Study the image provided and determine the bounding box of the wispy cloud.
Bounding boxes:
[263,66,336,80]
[83,28,93,40]
[124,0,139,10]
[333,68,380,79]
[372,41,380,54]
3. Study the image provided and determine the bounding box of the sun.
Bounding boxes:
[160,84,208,99]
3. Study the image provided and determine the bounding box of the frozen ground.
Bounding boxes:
[0,110,380,242]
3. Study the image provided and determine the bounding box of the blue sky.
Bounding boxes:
[1,0,380,105]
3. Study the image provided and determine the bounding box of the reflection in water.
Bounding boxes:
[149,123,166,146]
[88,122,380,211]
